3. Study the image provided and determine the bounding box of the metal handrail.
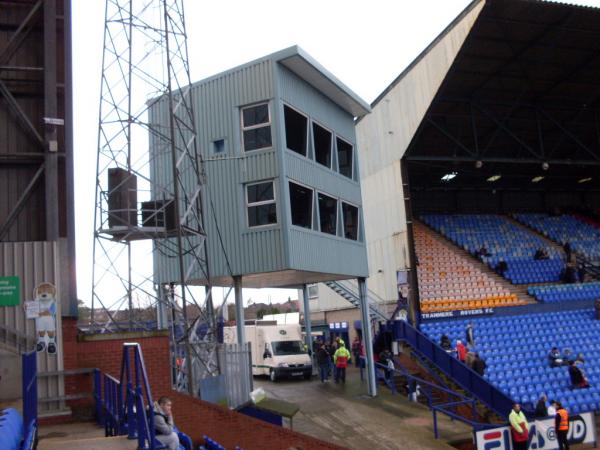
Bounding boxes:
[94,343,158,450]
[367,358,499,439]
[329,280,388,320]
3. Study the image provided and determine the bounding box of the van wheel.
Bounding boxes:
[270,370,277,382]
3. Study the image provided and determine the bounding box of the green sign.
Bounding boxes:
[0,276,20,306]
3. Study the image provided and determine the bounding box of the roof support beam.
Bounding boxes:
[0,78,44,147]
[538,107,600,161]
[0,0,43,66]
[472,102,542,160]
[426,117,476,157]
[405,155,600,166]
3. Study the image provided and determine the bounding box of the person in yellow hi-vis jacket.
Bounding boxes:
[333,342,351,383]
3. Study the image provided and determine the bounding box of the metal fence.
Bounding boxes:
[218,342,252,409]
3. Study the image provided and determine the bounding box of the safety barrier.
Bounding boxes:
[392,320,523,418]
[94,343,192,450]
[363,358,498,438]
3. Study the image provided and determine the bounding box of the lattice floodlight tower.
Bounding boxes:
[92,0,217,395]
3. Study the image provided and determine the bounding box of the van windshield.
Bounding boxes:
[272,340,305,356]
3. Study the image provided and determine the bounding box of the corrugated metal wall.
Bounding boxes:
[278,66,368,277]
[0,241,64,411]
[150,58,285,285]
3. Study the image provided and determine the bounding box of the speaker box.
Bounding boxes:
[107,168,137,228]
[141,199,176,230]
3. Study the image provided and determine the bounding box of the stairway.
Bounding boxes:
[416,219,535,304]
[324,280,388,321]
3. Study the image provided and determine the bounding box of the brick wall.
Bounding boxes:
[170,390,347,450]
[59,320,346,449]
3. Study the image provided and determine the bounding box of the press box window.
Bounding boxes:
[284,105,308,156]
[318,193,337,235]
[246,181,277,227]
[313,123,332,168]
[242,103,272,152]
[289,182,313,229]
[342,202,359,240]
[337,137,353,179]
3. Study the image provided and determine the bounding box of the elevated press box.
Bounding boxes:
[149,46,372,288]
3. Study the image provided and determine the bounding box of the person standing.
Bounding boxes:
[534,394,548,418]
[509,403,529,450]
[472,353,487,376]
[555,402,570,450]
[316,344,331,383]
[456,340,467,362]
[351,336,361,367]
[154,397,180,450]
[466,323,475,347]
[333,342,351,383]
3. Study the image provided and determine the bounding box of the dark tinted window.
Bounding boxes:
[289,182,313,229]
[272,340,305,356]
[313,123,332,168]
[337,138,353,179]
[247,182,274,204]
[247,182,276,227]
[248,204,277,227]
[318,193,337,235]
[242,104,269,127]
[243,128,272,151]
[342,202,359,240]
[284,105,308,156]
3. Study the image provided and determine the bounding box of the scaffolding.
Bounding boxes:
[91,0,216,396]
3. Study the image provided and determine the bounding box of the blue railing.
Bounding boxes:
[95,343,157,449]
[22,350,37,449]
[391,320,523,417]
[362,357,498,438]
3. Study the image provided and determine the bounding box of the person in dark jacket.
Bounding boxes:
[379,349,393,380]
[496,260,508,276]
[568,360,589,389]
[548,347,563,367]
[534,394,548,418]
[154,397,180,450]
[440,334,453,353]
[316,344,331,383]
[466,323,475,347]
[472,353,487,376]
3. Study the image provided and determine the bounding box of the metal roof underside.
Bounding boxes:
[405,0,600,191]
[277,47,371,118]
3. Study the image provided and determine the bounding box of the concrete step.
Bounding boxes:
[39,435,138,450]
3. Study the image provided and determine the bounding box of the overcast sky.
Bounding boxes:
[71,0,599,307]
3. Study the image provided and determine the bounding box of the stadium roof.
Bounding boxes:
[396,0,600,190]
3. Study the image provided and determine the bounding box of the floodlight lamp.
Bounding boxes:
[542,162,549,171]
[475,160,483,169]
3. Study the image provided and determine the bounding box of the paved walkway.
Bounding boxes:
[38,422,137,450]
[254,367,472,450]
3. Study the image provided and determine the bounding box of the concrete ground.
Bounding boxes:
[37,422,137,450]
[254,366,472,450]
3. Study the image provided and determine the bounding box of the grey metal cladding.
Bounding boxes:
[0,241,64,412]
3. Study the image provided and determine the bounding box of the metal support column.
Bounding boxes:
[358,277,377,397]
[302,285,312,351]
[234,276,245,345]
[401,159,421,327]
[43,0,59,240]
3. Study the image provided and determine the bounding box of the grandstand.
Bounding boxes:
[514,213,600,263]
[414,222,524,312]
[421,310,600,415]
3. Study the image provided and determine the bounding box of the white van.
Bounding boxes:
[224,321,312,381]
